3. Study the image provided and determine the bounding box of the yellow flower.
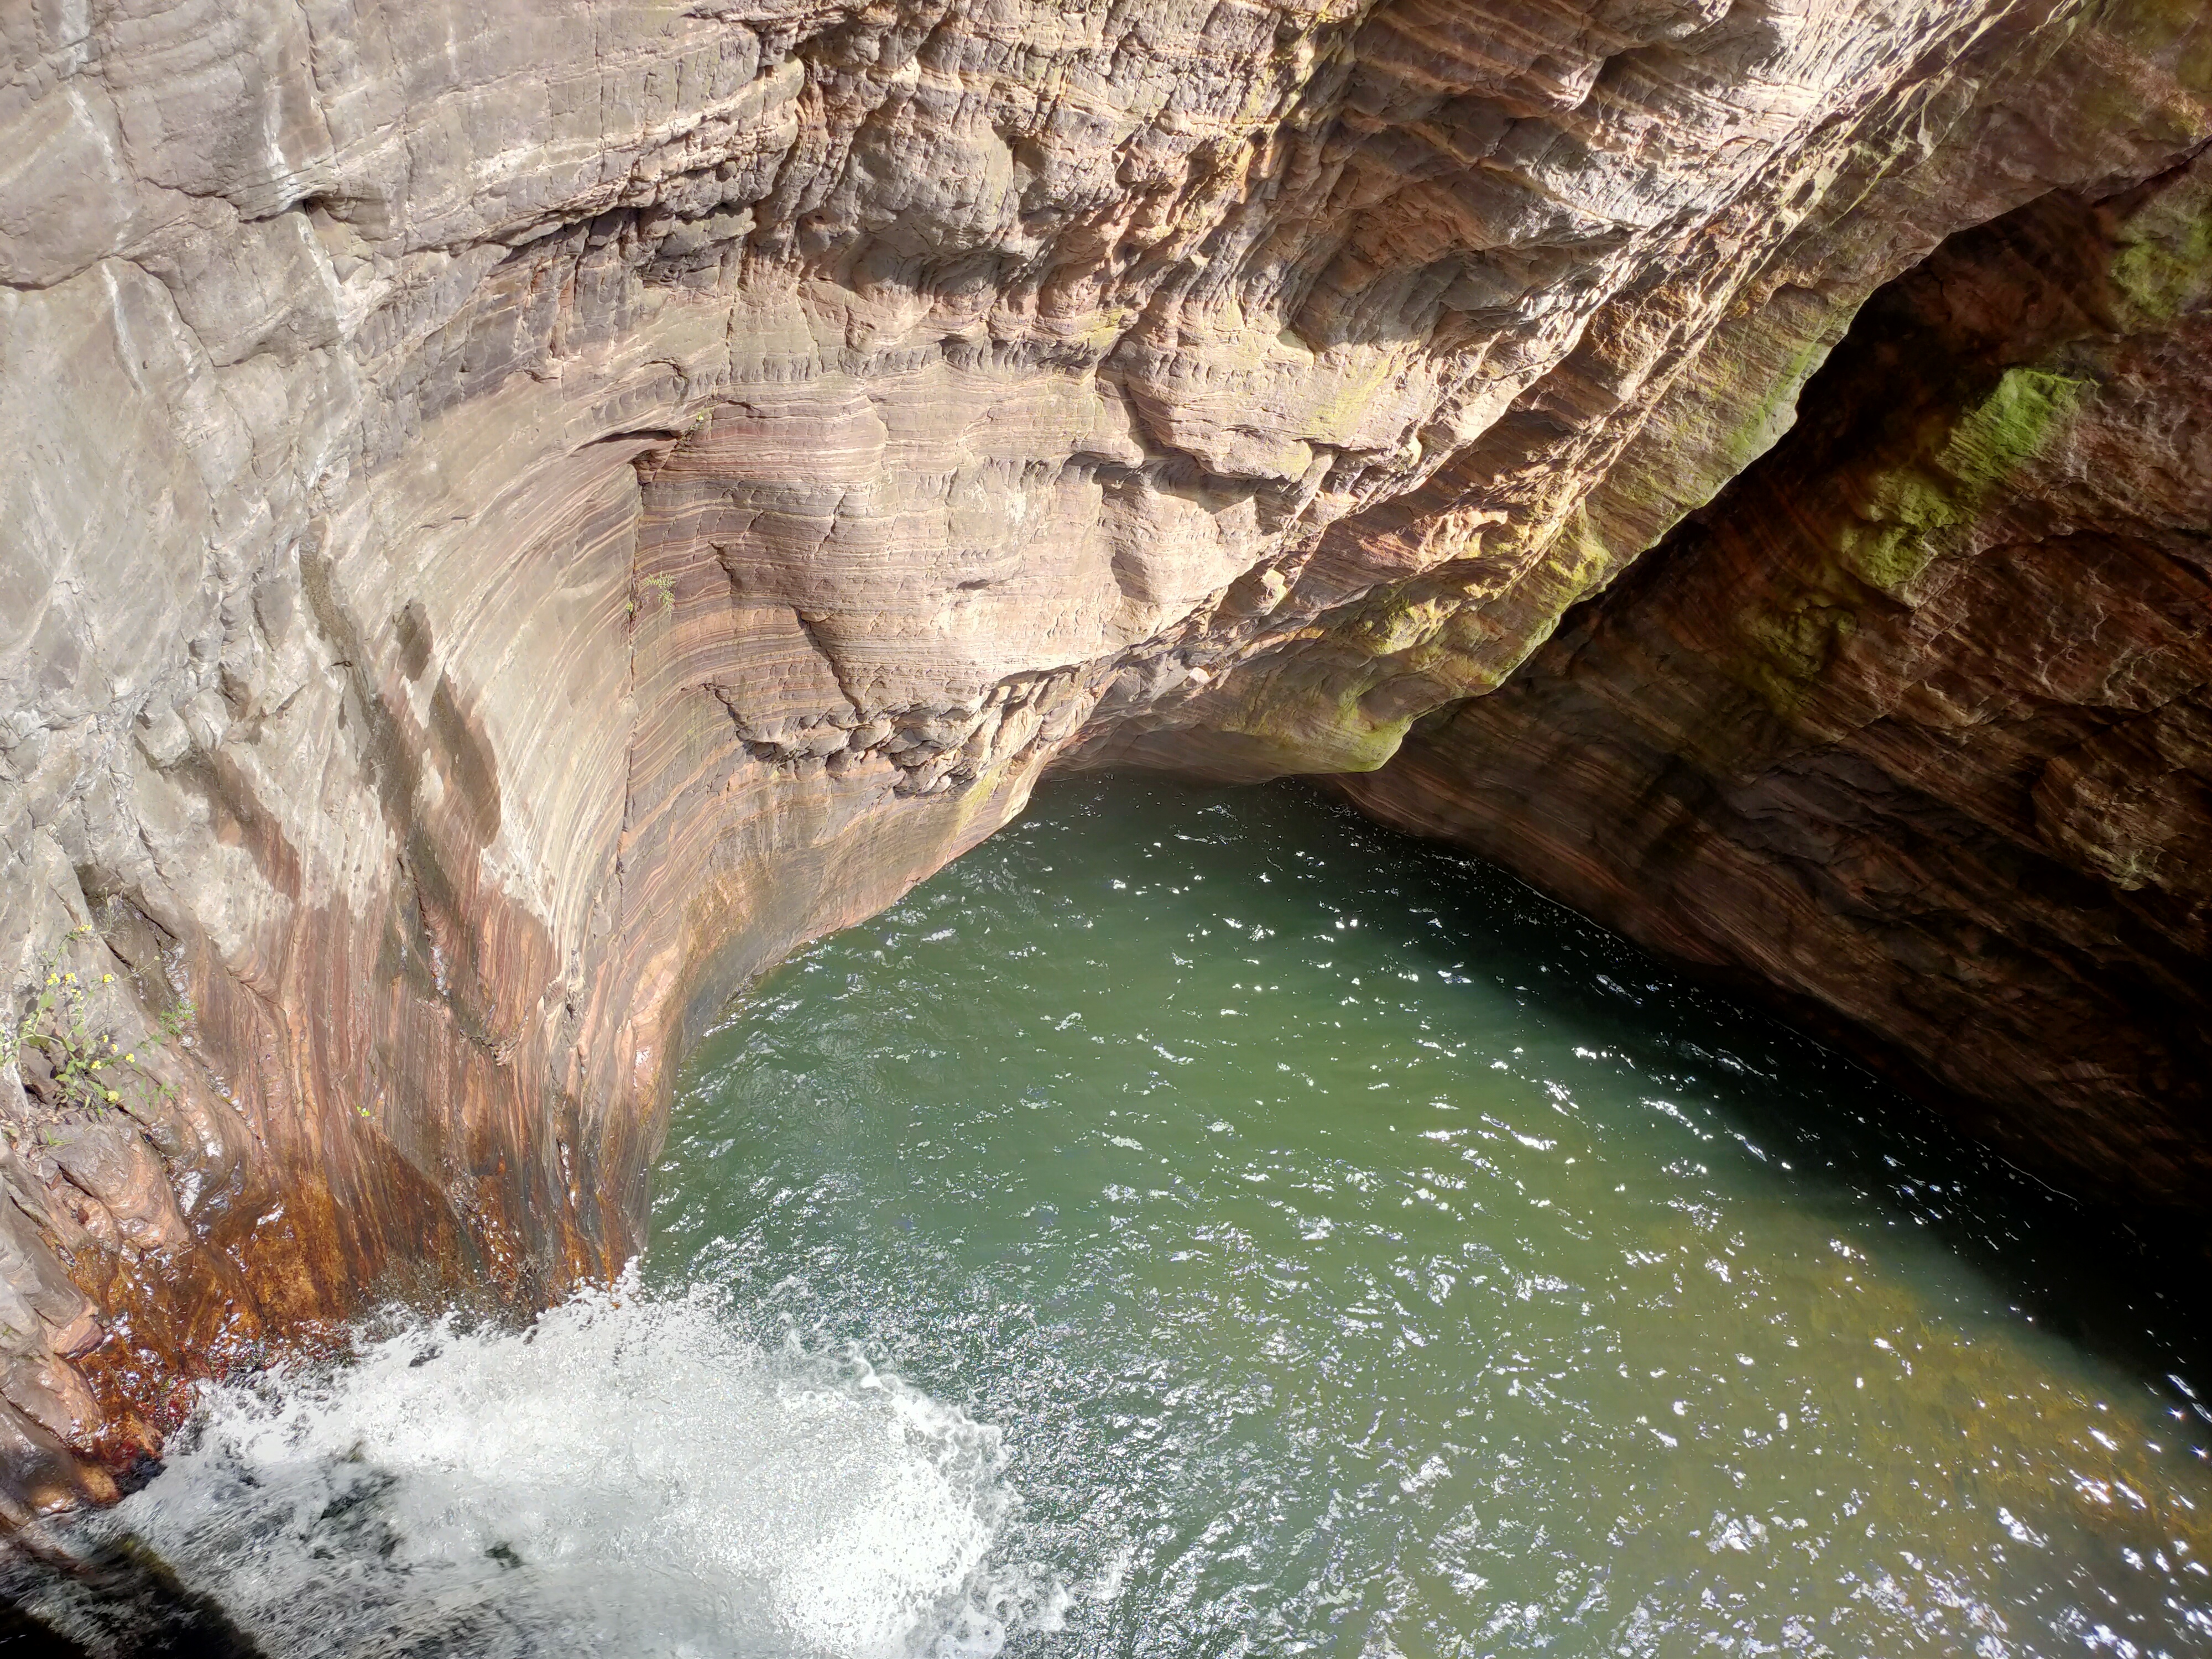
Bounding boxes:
[104,1091,119,1103]
[88,1061,100,1071]
[45,975,56,986]
[102,974,112,984]
[125,1053,134,1064]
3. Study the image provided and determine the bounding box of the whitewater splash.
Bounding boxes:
[16,1275,1056,1658]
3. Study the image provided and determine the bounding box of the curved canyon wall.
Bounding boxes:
[0,0,2206,1506]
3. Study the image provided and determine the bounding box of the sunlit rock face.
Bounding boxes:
[1345,152,2212,1221]
[0,0,2206,1499]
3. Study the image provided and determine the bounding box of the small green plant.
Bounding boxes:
[1,927,191,1121]
[624,573,677,619]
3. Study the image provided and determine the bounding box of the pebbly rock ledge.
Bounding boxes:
[1,0,2207,1505]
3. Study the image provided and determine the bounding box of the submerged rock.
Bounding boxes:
[0,0,2205,1490]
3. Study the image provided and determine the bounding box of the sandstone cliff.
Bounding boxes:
[1,0,2206,1504]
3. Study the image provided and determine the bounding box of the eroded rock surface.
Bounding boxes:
[1,0,2207,1499]
[1347,151,2212,1217]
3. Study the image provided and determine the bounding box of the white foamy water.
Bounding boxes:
[29,1274,1046,1658]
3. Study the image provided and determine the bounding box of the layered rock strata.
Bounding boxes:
[1345,150,2212,1218]
[1,0,2206,1504]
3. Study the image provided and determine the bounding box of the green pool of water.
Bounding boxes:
[653,776,2212,1657]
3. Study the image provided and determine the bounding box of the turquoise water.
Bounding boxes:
[15,776,2210,1658]
[653,776,2212,1657]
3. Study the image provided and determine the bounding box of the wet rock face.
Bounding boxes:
[1347,154,2212,1217]
[0,0,2207,1496]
